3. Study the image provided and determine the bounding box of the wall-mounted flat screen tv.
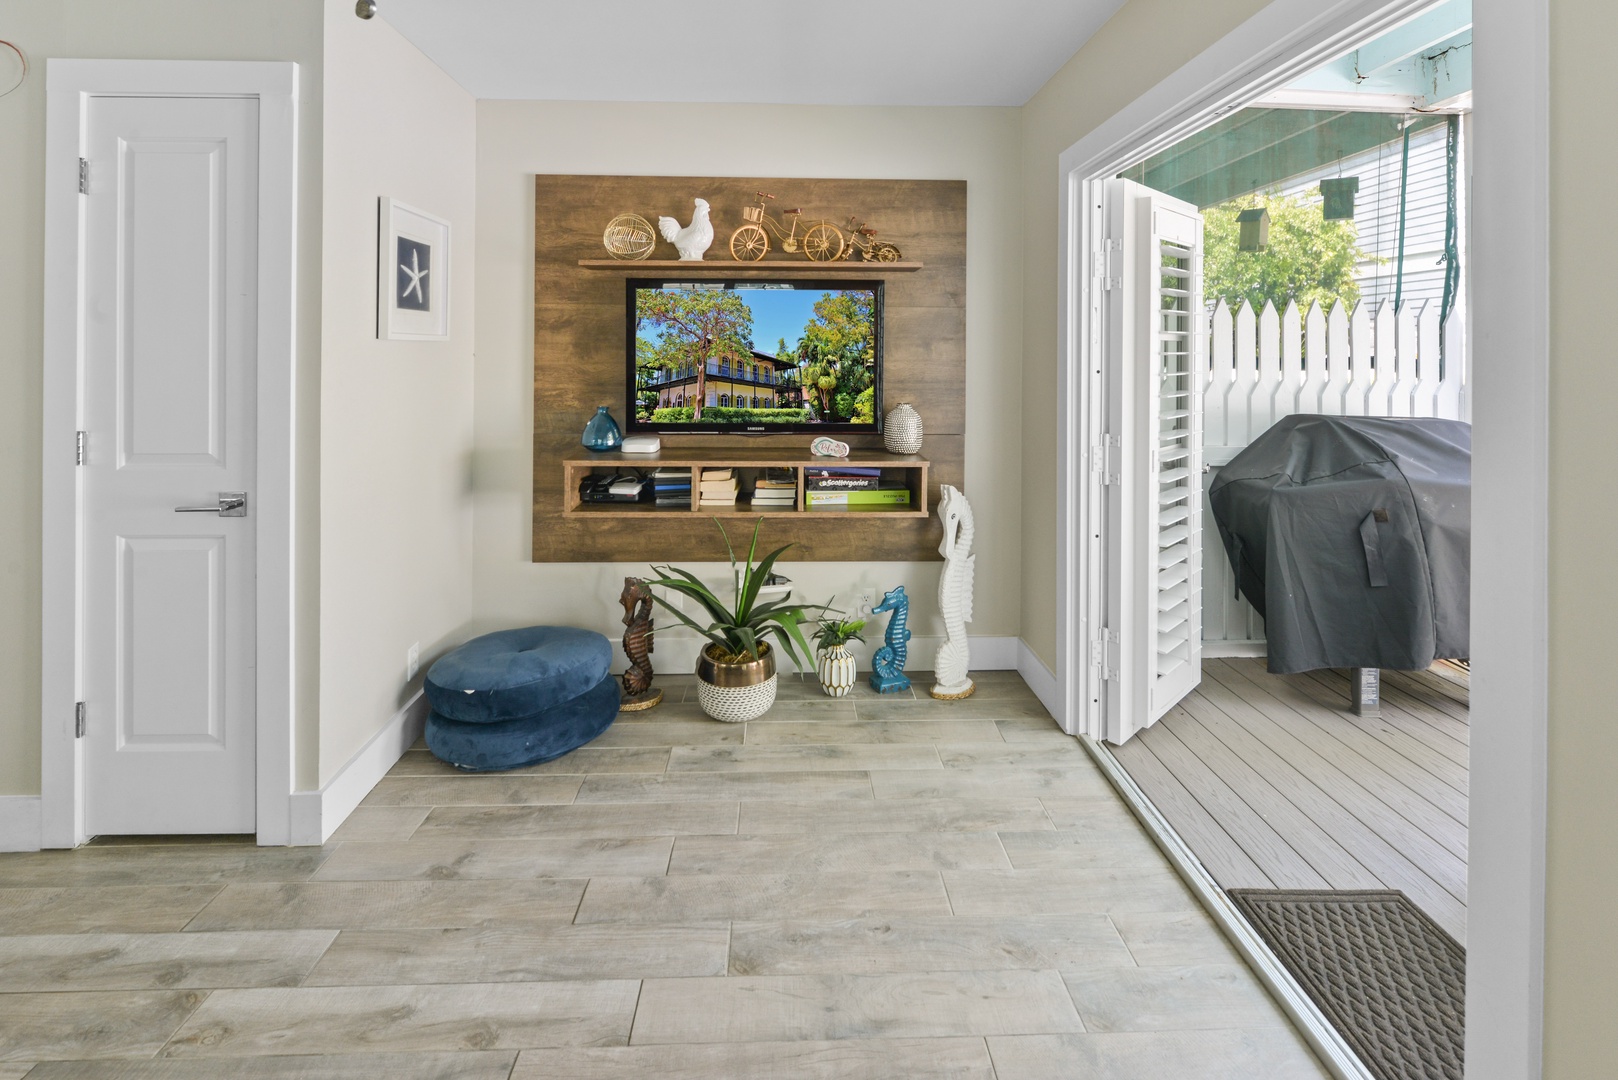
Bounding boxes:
[627,279,883,435]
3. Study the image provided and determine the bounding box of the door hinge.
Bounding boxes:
[78,158,89,195]
[1093,435,1121,485]
[1095,238,1122,290]
[75,430,86,466]
[74,702,86,738]
[1092,630,1121,682]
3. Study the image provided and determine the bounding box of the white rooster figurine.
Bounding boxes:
[658,198,714,261]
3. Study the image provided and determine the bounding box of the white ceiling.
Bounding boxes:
[378,0,1130,107]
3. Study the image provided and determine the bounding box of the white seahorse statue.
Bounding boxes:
[932,484,977,699]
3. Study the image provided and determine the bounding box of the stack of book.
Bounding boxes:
[749,469,798,510]
[803,466,912,511]
[698,468,738,507]
[651,468,691,508]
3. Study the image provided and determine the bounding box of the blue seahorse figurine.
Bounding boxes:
[868,586,912,693]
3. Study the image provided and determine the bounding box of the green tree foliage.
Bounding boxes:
[635,289,754,421]
[787,291,876,424]
[649,406,806,425]
[1202,189,1370,315]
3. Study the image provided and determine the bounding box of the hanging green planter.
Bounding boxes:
[1321,177,1361,221]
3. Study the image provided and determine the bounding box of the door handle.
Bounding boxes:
[175,491,248,517]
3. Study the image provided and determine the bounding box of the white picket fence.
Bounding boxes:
[1201,296,1468,652]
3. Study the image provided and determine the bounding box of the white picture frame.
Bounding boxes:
[377,197,450,340]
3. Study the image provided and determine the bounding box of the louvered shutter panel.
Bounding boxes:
[1101,180,1204,743]
[1143,196,1204,720]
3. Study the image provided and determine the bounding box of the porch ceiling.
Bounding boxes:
[1119,109,1446,209]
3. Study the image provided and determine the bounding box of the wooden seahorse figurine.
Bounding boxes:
[931,484,977,699]
[868,585,912,694]
[619,577,663,712]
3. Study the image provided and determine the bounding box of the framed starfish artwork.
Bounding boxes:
[377,197,450,340]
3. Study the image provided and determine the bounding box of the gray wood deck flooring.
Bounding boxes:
[0,670,1330,1079]
[1110,658,1469,944]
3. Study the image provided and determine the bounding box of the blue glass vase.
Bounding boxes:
[581,406,622,451]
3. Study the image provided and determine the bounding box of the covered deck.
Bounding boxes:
[1110,657,1469,943]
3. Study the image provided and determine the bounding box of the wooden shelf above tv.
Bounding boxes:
[563,449,929,519]
[577,259,924,272]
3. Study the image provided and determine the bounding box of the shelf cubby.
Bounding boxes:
[563,448,929,519]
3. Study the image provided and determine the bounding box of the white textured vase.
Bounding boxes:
[697,675,778,722]
[816,645,858,698]
[695,645,778,722]
[883,402,924,455]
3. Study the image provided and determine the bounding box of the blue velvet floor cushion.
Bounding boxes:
[426,675,620,772]
[425,626,612,724]
[422,626,619,771]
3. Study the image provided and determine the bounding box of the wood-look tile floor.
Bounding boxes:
[0,671,1328,1079]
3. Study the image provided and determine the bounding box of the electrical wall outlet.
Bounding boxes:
[856,589,874,615]
[406,642,420,681]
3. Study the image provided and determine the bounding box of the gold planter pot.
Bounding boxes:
[696,643,778,722]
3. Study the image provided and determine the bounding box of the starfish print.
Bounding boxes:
[400,248,428,303]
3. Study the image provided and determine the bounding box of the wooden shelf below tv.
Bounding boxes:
[563,449,929,518]
[577,259,924,272]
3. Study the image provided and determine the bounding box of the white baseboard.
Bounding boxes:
[965,635,1020,670]
[642,634,1024,674]
[0,796,43,852]
[286,689,429,846]
[1016,640,1061,722]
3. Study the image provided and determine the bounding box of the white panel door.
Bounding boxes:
[81,95,259,834]
[1101,179,1205,744]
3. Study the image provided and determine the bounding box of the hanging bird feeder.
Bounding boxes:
[1321,177,1361,221]
[1237,206,1271,252]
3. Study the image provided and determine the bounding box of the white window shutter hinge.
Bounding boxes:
[1093,629,1121,681]
[78,158,88,195]
[75,431,86,466]
[75,702,86,738]
[1101,435,1122,485]
[1094,239,1123,290]
[1101,238,1123,290]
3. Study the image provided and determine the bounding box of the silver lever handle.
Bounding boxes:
[175,491,248,517]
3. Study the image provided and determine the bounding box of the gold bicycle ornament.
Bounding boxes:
[730,192,845,262]
[836,218,903,262]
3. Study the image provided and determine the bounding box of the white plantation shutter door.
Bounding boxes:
[1101,180,1204,743]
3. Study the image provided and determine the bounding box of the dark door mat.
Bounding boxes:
[1227,889,1464,1080]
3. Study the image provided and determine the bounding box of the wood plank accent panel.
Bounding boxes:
[533,175,966,562]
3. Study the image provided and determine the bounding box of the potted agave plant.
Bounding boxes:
[812,612,865,698]
[645,519,823,723]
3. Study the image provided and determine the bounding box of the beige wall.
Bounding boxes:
[0,0,326,797]
[473,102,1022,671]
[1015,0,1271,670]
[317,4,477,786]
[1544,0,1618,1070]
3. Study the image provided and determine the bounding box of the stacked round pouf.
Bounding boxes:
[423,626,620,772]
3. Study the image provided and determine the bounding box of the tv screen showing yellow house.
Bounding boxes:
[627,280,883,435]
